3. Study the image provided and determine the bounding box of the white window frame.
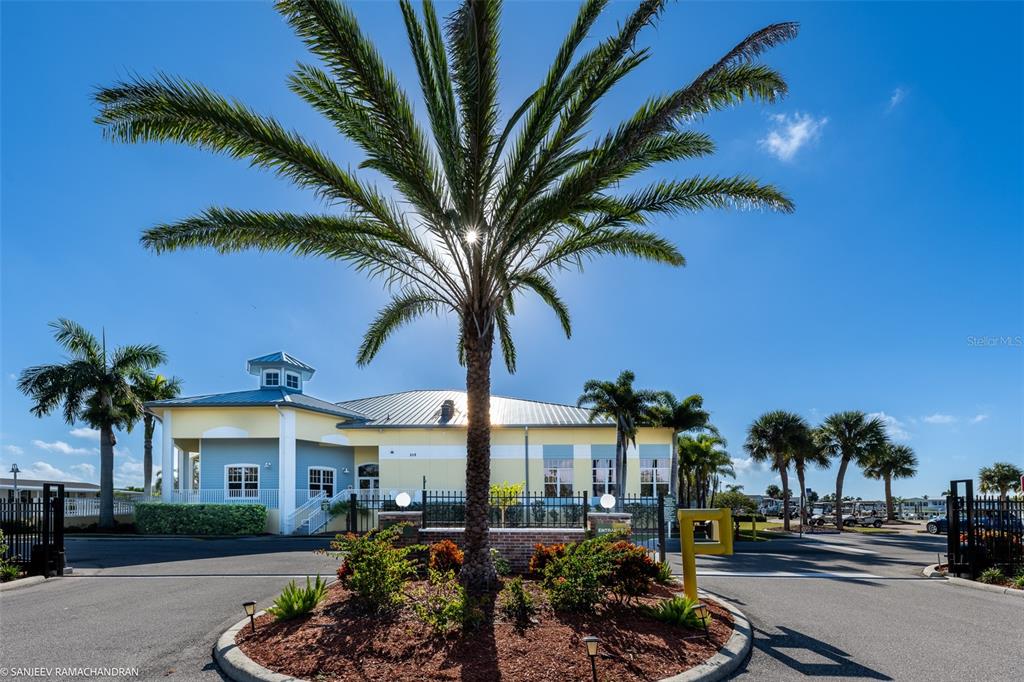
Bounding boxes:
[639,456,670,498]
[262,369,280,388]
[224,463,260,499]
[307,466,336,498]
[591,457,616,497]
[285,371,301,390]
[357,463,379,496]
[543,457,574,498]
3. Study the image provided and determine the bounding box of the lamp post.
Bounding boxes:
[395,492,411,509]
[243,601,257,633]
[582,636,600,682]
[9,463,19,501]
[693,602,711,640]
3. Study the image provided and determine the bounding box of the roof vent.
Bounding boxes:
[440,399,455,424]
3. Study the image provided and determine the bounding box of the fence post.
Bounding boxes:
[657,493,667,563]
[582,492,589,530]
[422,487,428,527]
[964,480,976,578]
[348,492,358,534]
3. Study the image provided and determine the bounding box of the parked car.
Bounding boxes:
[926,512,1024,535]
[856,512,885,528]
[926,515,947,534]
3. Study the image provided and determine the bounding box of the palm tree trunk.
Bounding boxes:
[99,425,115,528]
[460,324,495,592]
[780,463,791,532]
[615,429,626,502]
[835,457,850,532]
[797,469,807,528]
[143,416,155,497]
[884,475,894,521]
[669,430,679,500]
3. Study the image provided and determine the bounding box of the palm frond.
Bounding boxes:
[512,272,571,338]
[50,318,101,361]
[494,302,516,373]
[357,291,449,365]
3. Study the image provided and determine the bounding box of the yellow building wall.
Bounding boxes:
[169,407,279,439]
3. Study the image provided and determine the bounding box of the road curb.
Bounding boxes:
[0,575,47,592]
[922,564,1024,598]
[659,593,753,682]
[214,594,753,682]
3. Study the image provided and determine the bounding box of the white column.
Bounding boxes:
[178,448,188,492]
[278,409,297,533]
[188,456,197,493]
[161,410,174,501]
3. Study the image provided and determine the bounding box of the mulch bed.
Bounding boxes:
[237,581,733,682]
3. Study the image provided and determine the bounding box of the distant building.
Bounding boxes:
[1,477,99,502]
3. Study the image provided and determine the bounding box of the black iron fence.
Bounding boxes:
[1,483,65,573]
[947,484,1023,577]
[422,491,590,529]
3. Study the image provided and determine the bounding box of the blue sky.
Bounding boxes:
[1,1,1021,499]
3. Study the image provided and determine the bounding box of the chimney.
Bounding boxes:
[440,399,455,423]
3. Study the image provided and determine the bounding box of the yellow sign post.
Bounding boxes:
[676,508,734,600]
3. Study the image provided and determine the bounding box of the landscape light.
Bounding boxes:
[243,601,257,633]
[694,603,711,639]
[582,636,600,682]
[395,492,412,509]
[599,493,616,510]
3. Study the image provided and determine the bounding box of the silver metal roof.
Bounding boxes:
[246,352,316,379]
[335,390,613,428]
[146,389,369,420]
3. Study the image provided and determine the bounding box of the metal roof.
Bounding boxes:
[335,390,613,428]
[246,352,316,379]
[146,389,369,420]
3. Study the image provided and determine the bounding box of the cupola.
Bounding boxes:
[246,352,315,393]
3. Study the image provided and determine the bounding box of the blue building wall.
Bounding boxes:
[199,438,279,490]
[296,441,355,493]
[541,444,573,460]
[591,444,616,461]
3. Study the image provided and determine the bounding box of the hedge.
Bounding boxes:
[135,503,267,535]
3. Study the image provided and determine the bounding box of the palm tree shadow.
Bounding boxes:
[749,626,892,679]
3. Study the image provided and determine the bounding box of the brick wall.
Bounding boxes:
[419,528,587,572]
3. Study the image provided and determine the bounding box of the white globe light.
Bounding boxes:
[395,492,412,509]
[600,493,616,510]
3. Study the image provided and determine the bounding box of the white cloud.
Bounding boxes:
[70,427,101,440]
[887,87,906,111]
[32,439,96,456]
[3,444,24,456]
[731,457,761,476]
[759,112,828,161]
[922,414,956,425]
[16,460,74,481]
[868,412,911,441]
[70,463,97,482]
[970,414,989,424]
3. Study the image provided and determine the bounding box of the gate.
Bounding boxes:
[947,478,1024,578]
[0,483,65,575]
[622,494,669,563]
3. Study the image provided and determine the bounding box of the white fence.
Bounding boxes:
[63,498,136,517]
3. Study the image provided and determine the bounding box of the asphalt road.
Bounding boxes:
[668,530,1022,681]
[0,531,1019,681]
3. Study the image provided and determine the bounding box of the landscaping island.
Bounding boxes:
[230,526,739,682]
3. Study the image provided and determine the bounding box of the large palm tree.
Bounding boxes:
[650,392,714,501]
[577,370,659,501]
[787,417,829,527]
[94,0,796,588]
[863,443,917,520]
[816,411,889,531]
[744,410,805,531]
[18,320,164,528]
[978,462,1023,500]
[132,373,182,496]
[677,433,731,508]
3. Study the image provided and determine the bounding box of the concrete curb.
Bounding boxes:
[922,564,1024,598]
[214,593,753,682]
[659,593,753,682]
[0,575,46,592]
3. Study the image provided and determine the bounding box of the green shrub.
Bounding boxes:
[490,548,511,576]
[267,575,329,621]
[641,596,705,628]
[1013,571,1024,590]
[978,567,1006,585]
[543,538,613,612]
[604,540,660,602]
[499,576,535,625]
[713,491,758,514]
[655,561,676,585]
[1,563,20,582]
[134,503,266,535]
[330,525,419,611]
[412,569,481,633]
[529,542,566,575]
[429,539,464,573]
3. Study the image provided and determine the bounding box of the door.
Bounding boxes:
[357,463,379,498]
[308,467,336,498]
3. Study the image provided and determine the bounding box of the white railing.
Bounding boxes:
[283,491,326,533]
[305,488,353,535]
[160,489,280,508]
[63,498,135,517]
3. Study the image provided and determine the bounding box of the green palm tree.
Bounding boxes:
[650,392,715,501]
[978,462,1023,500]
[132,373,182,496]
[18,320,164,528]
[788,417,829,526]
[863,443,917,520]
[744,410,806,531]
[816,411,889,531]
[94,0,796,588]
[577,370,659,501]
[677,433,731,508]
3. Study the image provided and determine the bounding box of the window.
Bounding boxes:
[592,457,616,497]
[308,467,335,497]
[226,465,259,498]
[264,371,280,387]
[285,372,300,390]
[357,463,379,497]
[543,458,574,497]
[640,457,670,498]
